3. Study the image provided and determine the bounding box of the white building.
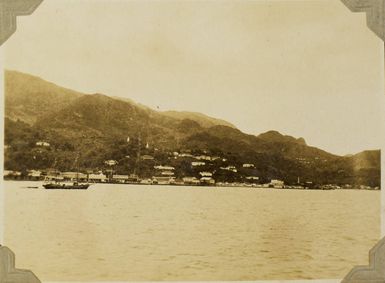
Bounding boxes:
[183,177,200,185]
[270,179,284,188]
[141,155,154,160]
[220,166,237,173]
[195,155,212,161]
[243,163,255,168]
[61,172,88,181]
[191,161,206,167]
[179,153,193,158]
[199,171,213,177]
[113,175,129,183]
[152,176,176,185]
[28,170,42,178]
[36,141,50,147]
[154,165,175,171]
[161,171,175,176]
[88,173,108,182]
[105,160,118,166]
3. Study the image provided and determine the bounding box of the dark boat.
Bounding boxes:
[43,154,91,190]
[43,181,90,190]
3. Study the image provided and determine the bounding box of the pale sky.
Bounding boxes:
[2,0,384,155]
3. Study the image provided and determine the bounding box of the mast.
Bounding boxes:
[76,153,80,183]
[134,132,141,176]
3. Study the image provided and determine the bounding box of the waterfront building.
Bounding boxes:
[246,176,259,181]
[28,170,43,180]
[3,170,22,179]
[200,177,215,185]
[140,178,153,184]
[152,176,176,185]
[61,172,88,181]
[182,177,200,185]
[270,179,285,189]
[112,175,129,183]
[28,170,42,177]
[88,173,108,183]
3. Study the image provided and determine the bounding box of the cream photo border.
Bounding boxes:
[0,0,384,282]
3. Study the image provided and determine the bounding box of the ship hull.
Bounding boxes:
[43,183,90,190]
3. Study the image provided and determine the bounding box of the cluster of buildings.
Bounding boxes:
[150,165,216,185]
[3,165,254,187]
[2,168,380,190]
[3,145,380,190]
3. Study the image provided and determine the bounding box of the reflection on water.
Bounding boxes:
[3,181,380,281]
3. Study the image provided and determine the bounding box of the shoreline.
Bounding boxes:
[3,179,381,191]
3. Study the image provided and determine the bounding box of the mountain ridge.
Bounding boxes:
[3,70,380,186]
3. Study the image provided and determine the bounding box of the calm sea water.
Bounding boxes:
[3,181,380,281]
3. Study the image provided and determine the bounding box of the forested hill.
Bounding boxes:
[4,70,380,186]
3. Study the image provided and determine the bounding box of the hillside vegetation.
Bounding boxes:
[4,70,380,186]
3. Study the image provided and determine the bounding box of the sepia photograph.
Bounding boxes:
[1,0,384,281]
